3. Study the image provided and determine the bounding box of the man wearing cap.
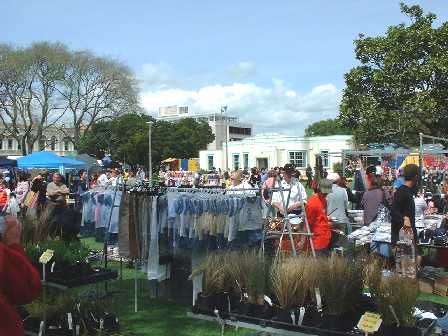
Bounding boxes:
[271,164,307,218]
[326,172,350,233]
[306,179,333,255]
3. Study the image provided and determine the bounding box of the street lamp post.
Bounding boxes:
[147,121,153,186]
[221,105,229,171]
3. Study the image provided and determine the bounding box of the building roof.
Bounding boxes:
[227,133,352,146]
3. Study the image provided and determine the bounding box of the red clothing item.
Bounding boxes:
[305,194,332,250]
[0,243,42,336]
[0,189,8,209]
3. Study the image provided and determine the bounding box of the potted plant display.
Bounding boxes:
[271,256,319,327]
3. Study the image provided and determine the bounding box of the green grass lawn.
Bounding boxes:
[80,237,252,336]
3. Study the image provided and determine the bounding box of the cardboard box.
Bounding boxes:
[433,277,448,297]
[419,279,434,294]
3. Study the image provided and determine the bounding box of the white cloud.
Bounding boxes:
[141,80,341,135]
[226,61,257,79]
[141,62,181,89]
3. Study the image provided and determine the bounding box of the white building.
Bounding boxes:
[0,125,77,157]
[199,133,354,172]
[156,106,252,150]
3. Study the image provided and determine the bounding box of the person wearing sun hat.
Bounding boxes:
[271,163,308,222]
[305,178,333,256]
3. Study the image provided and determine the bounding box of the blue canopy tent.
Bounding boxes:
[17,151,86,173]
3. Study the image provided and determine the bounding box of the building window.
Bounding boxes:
[64,139,70,151]
[233,154,240,170]
[7,139,13,150]
[229,126,251,136]
[0,139,3,150]
[207,155,214,171]
[289,151,307,168]
[17,137,22,150]
[320,150,329,168]
[243,153,249,170]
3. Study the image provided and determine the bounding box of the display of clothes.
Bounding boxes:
[116,188,265,281]
[81,189,122,234]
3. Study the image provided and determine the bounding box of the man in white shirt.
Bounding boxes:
[271,164,307,216]
[109,169,123,187]
[97,170,109,187]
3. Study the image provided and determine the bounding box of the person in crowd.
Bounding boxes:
[14,172,30,217]
[97,169,109,187]
[271,164,307,216]
[414,191,428,228]
[260,168,268,184]
[75,170,89,211]
[434,179,448,214]
[46,172,70,213]
[123,169,130,181]
[193,169,201,188]
[0,180,10,214]
[391,164,420,263]
[393,168,405,191]
[322,168,328,179]
[361,174,392,226]
[305,179,333,256]
[0,216,42,335]
[226,171,252,198]
[127,171,137,187]
[262,170,278,204]
[136,167,146,181]
[306,165,313,188]
[78,170,89,193]
[249,167,261,188]
[31,172,48,216]
[14,172,30,204]
[338,176,357,204]
[326,172,350,233]
[109,169,123,187]
[90,173,98,189]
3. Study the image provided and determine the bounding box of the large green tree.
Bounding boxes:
[339,3,448,146]
[77,114,215,166]
[304,118,352,137]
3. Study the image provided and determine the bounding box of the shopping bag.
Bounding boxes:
[23,191,38,208]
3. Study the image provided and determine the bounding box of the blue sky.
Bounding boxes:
[3,1,447,135]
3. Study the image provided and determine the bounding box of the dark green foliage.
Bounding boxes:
[26,240,90,266]
[339,3,448,146]
[305,119,352,137]
[77,114,215,166]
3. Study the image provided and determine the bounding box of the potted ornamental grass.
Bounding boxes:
[317,256,364,331]
[192,252,226,314]
[367,260,419,336]
[225,249,269,319]
[271,255,320,327]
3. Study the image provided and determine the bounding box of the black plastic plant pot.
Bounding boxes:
[302,305,323,327]
[378,324,420,336]
[321,314,343,331]
[194,293,218,315]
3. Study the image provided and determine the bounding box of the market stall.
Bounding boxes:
[17,151,86,173]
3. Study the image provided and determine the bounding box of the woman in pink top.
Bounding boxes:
[14,173,30,216]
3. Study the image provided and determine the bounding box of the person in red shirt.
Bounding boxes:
[305,178,333,256]
[0,216,42,336]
